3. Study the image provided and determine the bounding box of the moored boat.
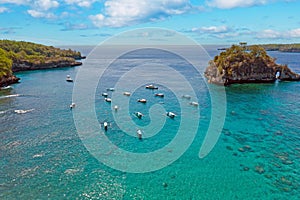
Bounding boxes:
[145,84,158,89]
[102,92,108,97]
[166,111,176,118]
[137,98,147,103]
[135,112,143,119]
[137,129,142,140]
[105,98,112,102]
[66,75,73,82]
[123,92,131,96]
[182,94,191,100]
[190,101,199,107]
[107,88,115,91]
[70,102,76,109]
[155,93,164,97]
[103,122,108,131]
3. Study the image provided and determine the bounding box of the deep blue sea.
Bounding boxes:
[0,45,299,199]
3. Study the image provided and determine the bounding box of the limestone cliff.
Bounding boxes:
[0,40,84,87]
[205,45,300,86]
[0,75,20,87]
[12,58,82,72]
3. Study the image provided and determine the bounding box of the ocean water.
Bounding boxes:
[0,46,299,199]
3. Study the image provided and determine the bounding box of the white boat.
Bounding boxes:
[166,112,176,118]
[190,101,199,107]
[107,88,115,91]
[103,122,108,131]
[105,98,112,102]
[137,99,147,103]
[182,94,191,100]
[145,84,158,89]
[123,92,131,96]
[66,75,73,82]
[155,93,164,97]
[70,103,76,109]
[114,105,118,111]
[137,129,142,139]
[102,92,108,97]
[135,112,143,119]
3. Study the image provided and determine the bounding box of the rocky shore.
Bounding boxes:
[205,44,300,86]
[0,59,82,87]
[0,75,20,87]
[0,40,84,87]
[12,59,82,72]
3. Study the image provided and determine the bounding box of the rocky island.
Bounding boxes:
[205,44,300,86]
[0,40,84,87]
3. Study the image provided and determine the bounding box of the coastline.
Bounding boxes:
[0,60,83,88]
[0,40,86,87]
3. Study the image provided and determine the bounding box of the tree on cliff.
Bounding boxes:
[205,44,300,85]
[0,40,83,87]
[0,48,12,78]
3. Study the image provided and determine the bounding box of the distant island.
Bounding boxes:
[0,40,84,87]
[218,43,300,52]
[205,44,300,86]
[249,43,300,52]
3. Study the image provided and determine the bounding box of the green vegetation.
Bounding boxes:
[248,43,300,52]
[0,40,82,82]
[0,40,82,65]
[0,48,12,77]
[212,44,275,76]
[206,43,300,85]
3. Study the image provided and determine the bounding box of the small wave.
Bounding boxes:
[0,110,7,114]
[14,109,34,114]
[0,94,20,99]
[1,86,13,90]
[64,168,81,174]
[32,153,43,158]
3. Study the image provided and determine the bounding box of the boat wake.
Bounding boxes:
[0,94,20,99]
[1,86,13,90]
[14,109,35,114]
[0,110,7,114]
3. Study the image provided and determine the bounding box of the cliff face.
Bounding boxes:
[0,75,20,87]
[12,59,82,72]
[205,45,300,86]
[0,40,84,87]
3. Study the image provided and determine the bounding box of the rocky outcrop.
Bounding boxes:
[12,59,82,72]
[205,45,300,86]
[0,75,20,87]
[0,40,85,87]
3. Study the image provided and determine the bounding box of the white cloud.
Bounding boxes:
[289,28,300,38]
[33,0,59,11]
[257,28,300,39]
[27,9,55,18]
[257,29,281,38]
[190,25,255,39]
[22,0,59,19]
[206,0,270,9]
[64,0,96,7]
[0,6,9,13]
[192,25,229,33]
[0,0,31,4]
[90,0,193,27]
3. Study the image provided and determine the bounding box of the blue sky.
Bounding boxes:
[0,0,300,46]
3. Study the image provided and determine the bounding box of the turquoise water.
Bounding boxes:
[0,46,299,199]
